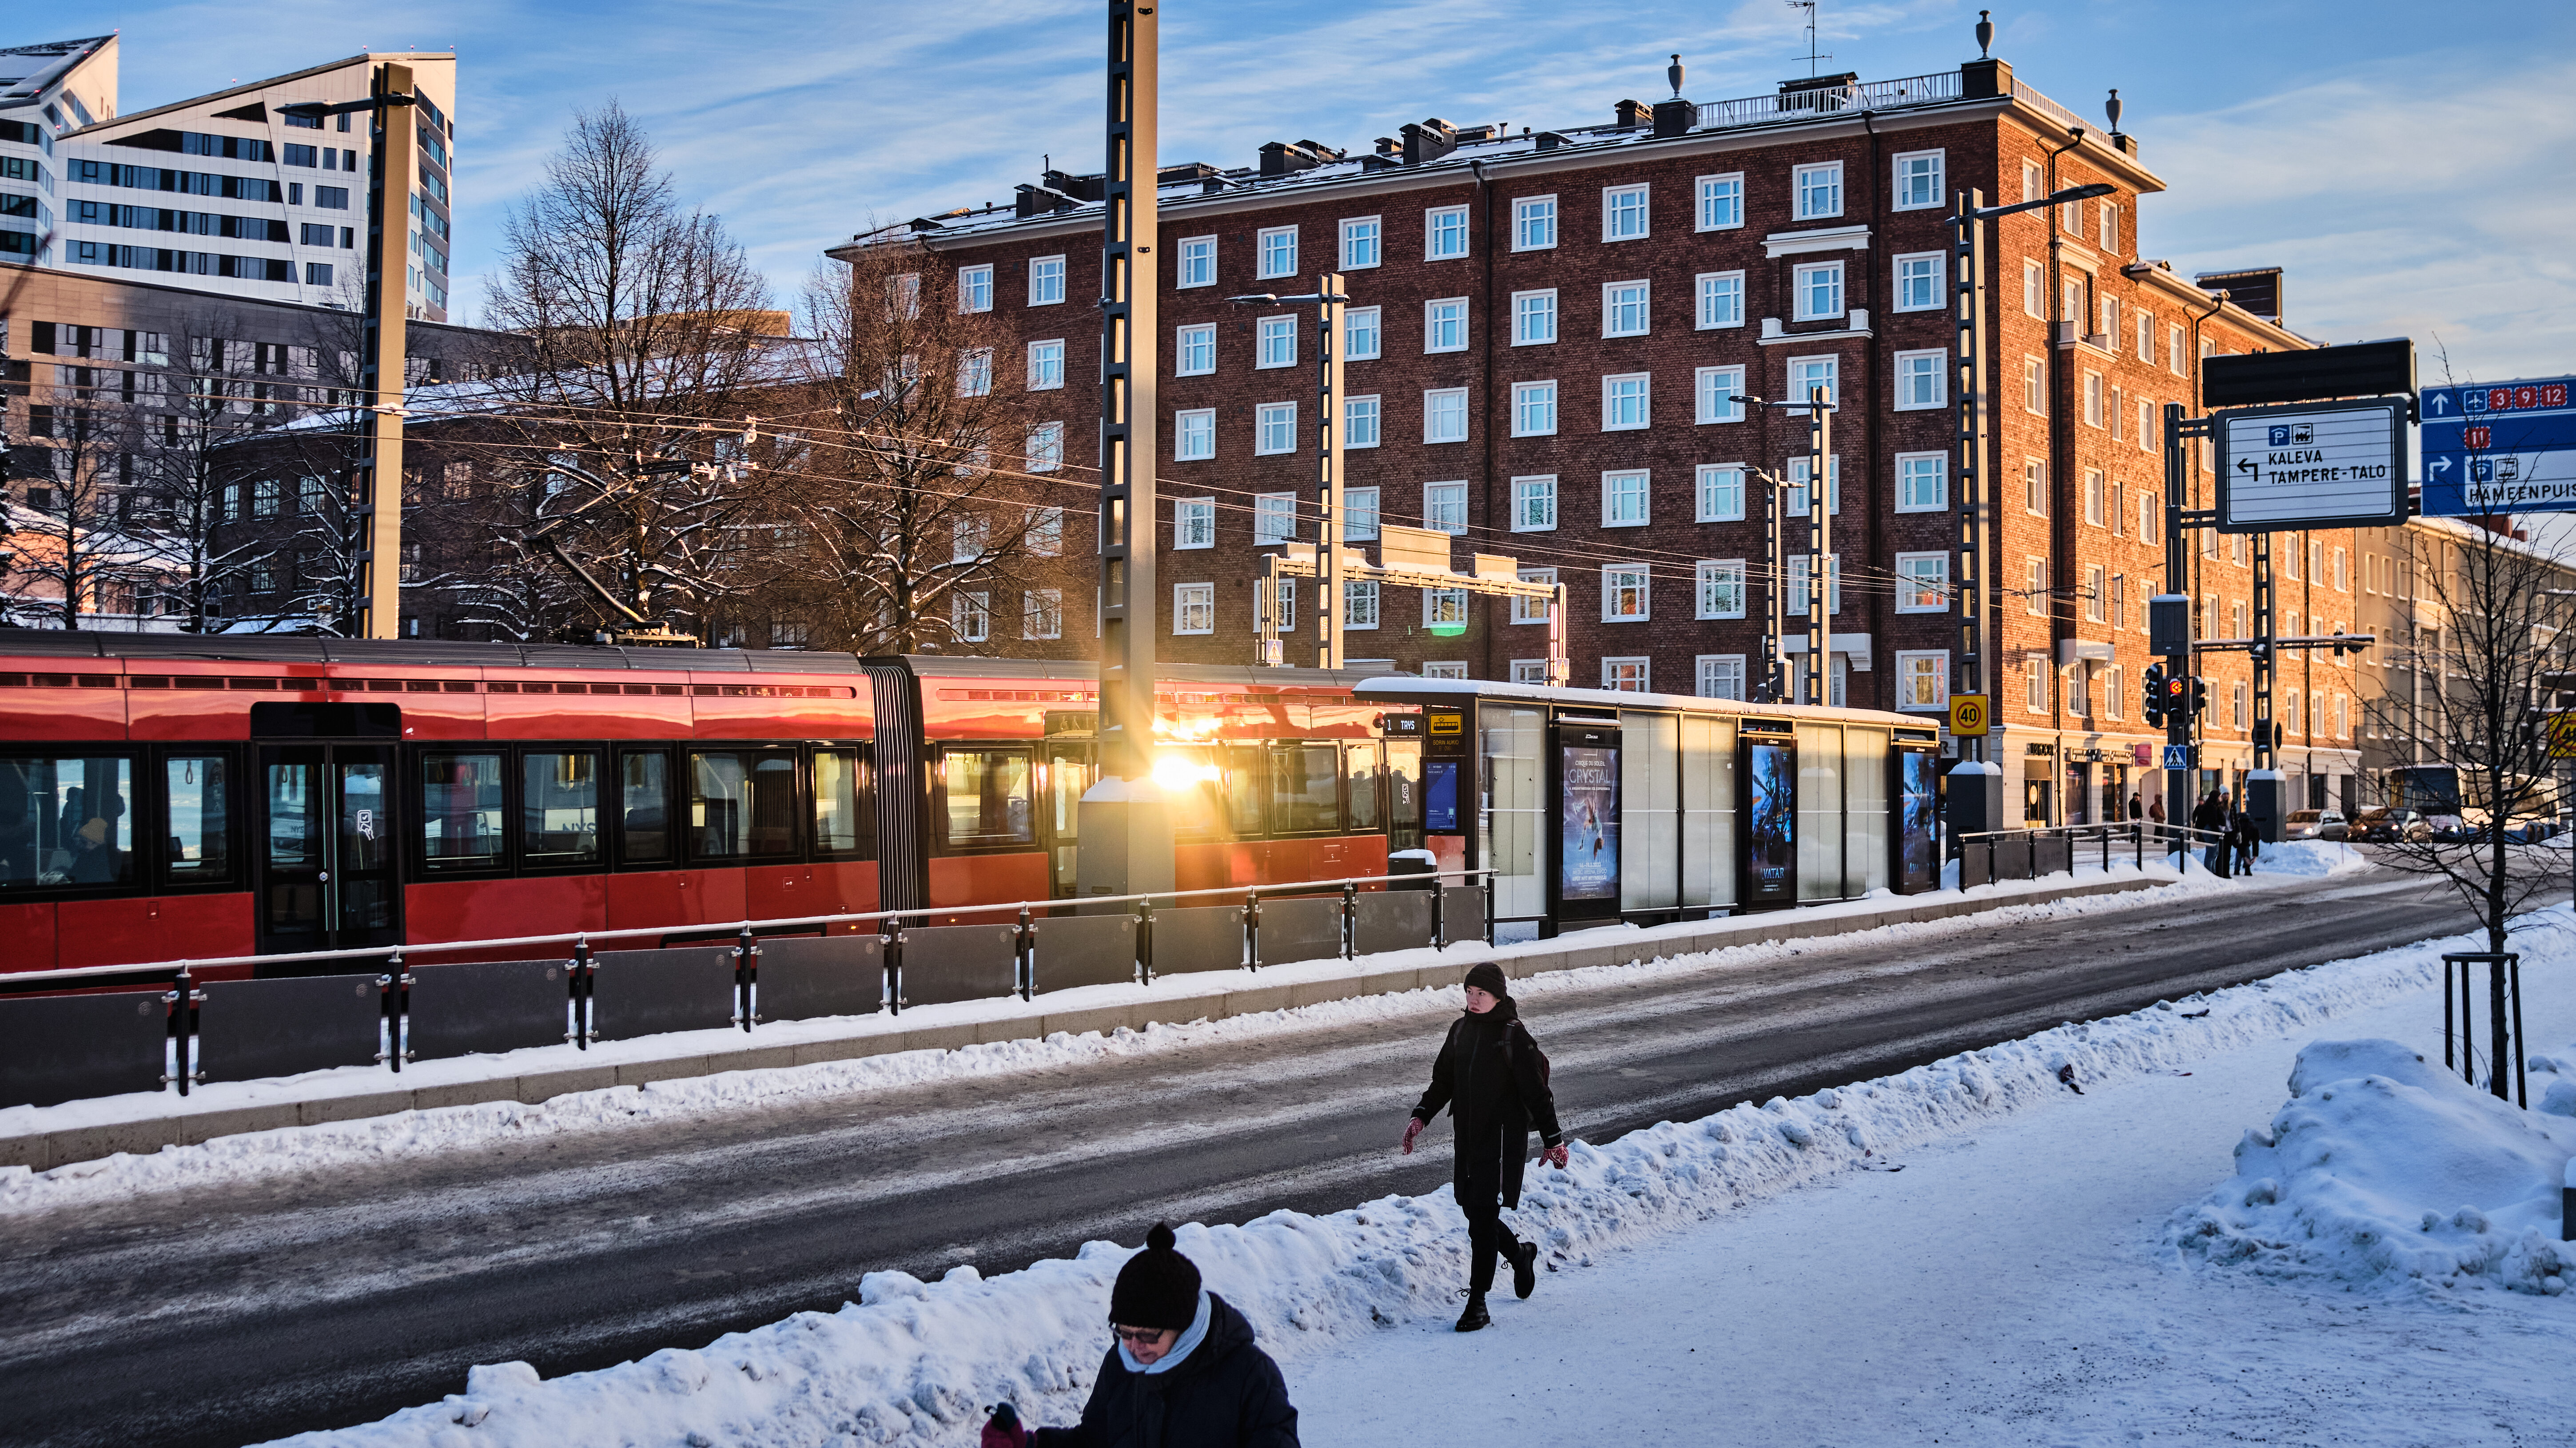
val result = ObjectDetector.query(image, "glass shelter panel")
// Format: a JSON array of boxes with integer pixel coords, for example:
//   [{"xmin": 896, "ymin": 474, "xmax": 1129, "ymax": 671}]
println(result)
[
  {"xmin": 1481, "ymin": 706, "xmax": 1545, "ymax": 920},
  {"xmin": 1843, "ymin": 727, "xmax": 1891, "ymax": 895},
  {"xmin": 1794, "ymin": 724, "xmax": 1844, "ymax": 902},
  {"xmin": 1619, "ymin": 712, "xmax": 1680, "ymax": 911},
  {"xmin": 1680, "ymin": 716, "xmax": 1736, "ymax": 908}
]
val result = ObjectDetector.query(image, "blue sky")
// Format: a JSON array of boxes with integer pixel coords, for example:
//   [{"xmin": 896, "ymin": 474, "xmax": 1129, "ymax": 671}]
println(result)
[{"xmin": 38, "ymin": 0, "xmax": 2576, "ymax": 383}]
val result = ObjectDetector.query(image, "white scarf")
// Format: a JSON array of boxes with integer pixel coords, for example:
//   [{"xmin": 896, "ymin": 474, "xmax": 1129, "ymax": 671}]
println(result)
[{"xmin": 1118, "ymin": 1289, "xmax": 1213, "ymax": 1376}]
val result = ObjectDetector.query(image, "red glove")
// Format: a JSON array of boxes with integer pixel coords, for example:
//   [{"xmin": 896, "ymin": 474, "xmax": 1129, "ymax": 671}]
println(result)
[
  {"xmin": 1400, "ymin": 1117, "xmax": 1426, "ymax": 1155},
  {"xmin": 983, "ymin": 1406, "xmax": 1030, "ymax": 1448},
  {"xmin": 1542, "ymin": 1143, "xmax": 1570, "ymax": 1170}
]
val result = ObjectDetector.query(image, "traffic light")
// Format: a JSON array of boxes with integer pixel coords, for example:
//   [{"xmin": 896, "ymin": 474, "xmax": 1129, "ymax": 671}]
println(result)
[
  {"xmin": 2142, "ymin": 664, "xmax": 2167, "ymax": 725},
  {"xmin": 2189, "ymin": 676, "xmax": 2210, "ymax": 719}
]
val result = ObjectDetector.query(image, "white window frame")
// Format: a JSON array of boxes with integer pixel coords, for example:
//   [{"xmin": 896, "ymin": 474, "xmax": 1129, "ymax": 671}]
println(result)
[
  {"xmin": 1256, "ymin": 224, "xmax": 1298, "ymax": 279},
  {"xmin": 1695, "ymin": 559, "xmax": 1747, "ymax": 619},
  {"xmin": 1253, "ymin": 492, "xmax": 1297, "ymax": 545},
  {"xmin": 1696, "ymin": 366, "xmax": 1747, "ymax": 425},
  {"xmin": 1344, "ymin": 485, "xmax": 1381, "ymax": 543},
  {"xmin": 2135, "ymin": 310, "xmax": 2154, "ymax": 362},
  {"xmin": 1793, "ymin": 161, "xmax": 1843, "ymax": 220},
  {"xmin": 1891, "ymin": 149, "xmax": 1944, "ymax": 211},
  {"xmin": 1175, "ymin": 235, "xmax": 1216, "ymax": 289},
  {"xmin": 1895, "ymin": 552, "xmax": 1950, "ymax": 613},
  {"xmin": 1602, "ymin": 657, "xmax": 1652, "ymax": 692},
  {"xmin": 1255, "ymin": 314, "xmax": 1297, "ymax": 370},
  {"xmin": 2085, "ymin": 564, "xmax": 2106, "ymax": 621},
  {"xmin": 1424, "ymin": 204, "xmax": 1470, "ymax": 260},
  {"xmin": 1793, "ymin": 261, "xmax": 1845, "ymax": 322},
  {"xmin": 1424, "ymin": 297, "xmax": 1469, "ymax": 354},
  {"xmin": 1027, "ymin": 255, "xmax": 1067, "ymax": 306},
  {"xmin": 1786, "ymin": 455, "xmax": 1841, "ymax": 516},
  {"xmin": 1340, "ymin": 215, "xmax": 1382, "ymax": 271},
  {"xmin": 1512, "ymin": 289, "xmax": 1558, "ymax": 346},
  {"xmin": 1786, "ymin": 355, "xmax": 1839, "ymax": 410},
  {"xmin": 1602, "ymin": 469, "xmax": 1650, "ymax": 528},
  {"xmin": 1696, "ymin": 654, "xmax": 1748, "ymax": 700},
  {"xmin": 1512, "ymin": 566, "xmax": 1557, "ymax": 624},
  {"xmin": 1174, "ymin": 408, "xmax": 1216, "ymax": 461},
  {"xmin": 957, "ymin": 347, "xmax": 993, "ymax": 398},
  {"xmin": 1601, "ymin": 183, "xmax": 1650, "ymax": 242},
  {"xmin": 1510, "ymin": 660, "xmax": 1552, "ymax": 684},
  {"xmin": 2025, "ymin": 458, "xmax": 2048, "ymax": 515},
  {"xmin": 1895, "ymin": 651, "xmax": 1950, "ymax": 712},
  {"xmin": 1696, "ymin": 271, "xmax": 1746, "ymax": 330},
  {"xmin": 1174, "ymin": 497, "xmax": 1216, "ymax": 550},
  {"xmin": 1511, "ymin": 380, "xmax": 1558, "ymax": 438},
  {"xmin": 957, "ymin": 263, "xmax": 994, "ymax": 313},
  {"xmin": 1512, "ymin": 195, "xmax": 1558, "ymax": 251},
  {"xmin": 1510, "ymin": 475, "xmax": 1558, "ymax": 533},
  {"xmin": 2083, "ymin": 371, "xmax": 2105, "ymax": 427},
  {"xmin": 1893, "ymin": 252, "xmax": 1943, "ymax": 312},
  {"xmin": 1027, "ymin": 422, "xmax": 1064, "ymax": 472},
  {"xmin": 2023, "ymin": 260, "xmax": 2046, "ymax": 318},
  {"xmin": 1344, "ymin": 394, "xmax": 1382, "ymax": 450},
  {"xmin": 1175, "ymin": 323, "xmax": 1215, "ymax": 377},
  {"xmin": 1423, "ymin": 388, "xmax": 1469, "ymax": 444},
  {"xmin": 1023, "ymin": 589, "xmax": 1063, "ymax": 640},
  {"xmin": 1424, "ymin": 588, "xmax": 1468, "ymax": 629},
  {"xmin": 1424, "ymin": 481, "xmax": 1468, "ymax": 535},
  {"xmin": 2023, "ymin": 356, "xmax": 2047, "ymax": 414},
  {"xmin": 2098, "ymin": 199, "xmax": 2118, "ymax": 252},
  {"xmin": 1421, "ymin": 662, "xmax": 1470, "ymax": 680},
  {"xmin": 1174, "ymin": 583, "xmax": 1215, "ymax": 636},
  {"xmin": 1696, "ymin": 463, "xmax": 1746, "ymax": 522},
  {"xmin": 1895, "ymin": 451, "xmax": 1948, "ymax": 513},
  {"xmin": 1025, "ymin": 338, "xmax": 1066, "ymax": 391},
  {"xmin": 1344, "ymin": 305, "xmax": 1382, "ymax": 361},
  {"xmin": 1893, "ymin": 348, "xmax": 1946, "ymax": 410},
  {"xmin": 2026, "ymin": 558, "xmax": 2048, "ymax": 615},
  {"xmin": 1344, "ymin": 579, "xmax": 1381, "ymax": 631},
  {"xmin": 1601, "ymin": 279, "xmax": 1652, "ymax": 337},
  {"xmin": 1255, "ymin": 401, "xmax": 1297, "ymax": 455},
  {"xmin": 2168, "ymin": 322, "xmax": 2188, "ymax": 376},
  {"xmin": 1602, "ymin": 372, "xmax": 1652, "ymax": 431},
  {"xmin": 1696, "ymin": 172, "xmax": 1744, "ymax": 231},
  {"xmin": 1601, "ymin": 565, "xmax": 1652, "ymax": 622},
  {"xmin": 955, "ymin": 591, "xmax": 991, "ymax": 643}
]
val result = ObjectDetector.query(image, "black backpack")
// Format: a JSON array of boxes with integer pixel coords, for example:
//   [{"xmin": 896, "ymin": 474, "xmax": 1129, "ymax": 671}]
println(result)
[{"xmin": 1504, "ymin": 1022, "xmax": 1551, "ymax": 1091}]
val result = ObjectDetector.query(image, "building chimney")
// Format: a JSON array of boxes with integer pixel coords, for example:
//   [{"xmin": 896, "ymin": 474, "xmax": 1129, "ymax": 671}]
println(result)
[
  {"xmin": 1401, "ymin": 118, "xmax": 1458, "ymax": 165},
  {"xmin": 1612, "ymin": 98, "xmax": 1652, "ymax": 129}
]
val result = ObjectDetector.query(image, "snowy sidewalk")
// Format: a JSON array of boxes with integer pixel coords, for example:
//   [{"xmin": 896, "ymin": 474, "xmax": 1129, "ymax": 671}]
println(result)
[{"xmin": 1294, "ymin": 922, "xmax": 2576, "ymax": 1447}]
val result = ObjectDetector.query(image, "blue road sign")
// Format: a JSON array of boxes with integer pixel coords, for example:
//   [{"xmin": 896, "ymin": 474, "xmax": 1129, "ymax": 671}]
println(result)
[
  {"xmin": 2162, "ymin": 744, "xmax": 2193, "ymax": 770},
  {"xmin": 2422, "ymin": 377, "xmax": 2576, "ymax": 515}
]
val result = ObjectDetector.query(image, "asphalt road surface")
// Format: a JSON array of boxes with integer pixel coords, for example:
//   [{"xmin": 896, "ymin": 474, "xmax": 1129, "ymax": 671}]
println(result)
[{"xmin": 0, "ymin": 867, "xmax": 2477, "ymax": 1448}]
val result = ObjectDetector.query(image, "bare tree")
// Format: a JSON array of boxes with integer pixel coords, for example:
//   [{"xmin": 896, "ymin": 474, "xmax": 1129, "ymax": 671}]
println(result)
[
  {"xmin": 764, "ymin": 244, "xmax": 1052, "ymax": 654},
  {"xmin": 4, "ymin": 379, "xmax": 150, "ymax": 630},
  {"xmin": 2365, "ymin": 519, "xmax": 2576, "ymax": 952},
  {"xmin": 128, "ymin": 315, "xmax": 281, "ymax": 632},
  {"xmin": 476, "ymin": 100, "xmax": 774, "ymax": 640}
]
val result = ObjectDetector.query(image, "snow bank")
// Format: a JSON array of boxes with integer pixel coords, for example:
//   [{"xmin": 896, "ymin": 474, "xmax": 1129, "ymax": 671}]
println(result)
[
  {"xmin": 2164, "ymin": 1037, "xmax": 2576, "ymax": 1294},
  {"xmin": 269, "ymin": 906, "xmax": 2548, "ymax": 1448},
  {"xmin": 2249, "ymin": 840, "xmax": 2371, "ymax": 878}
]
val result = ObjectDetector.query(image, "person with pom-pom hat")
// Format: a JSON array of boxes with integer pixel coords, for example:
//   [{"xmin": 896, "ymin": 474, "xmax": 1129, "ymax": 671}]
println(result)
[
  {"xmin": 981, "ymin": 1221, "xmax": 1300, "ymax": 1448},
  {"xmin": 1401, "ymin": 960, "xmax": 1569, "ymax": 1332}
]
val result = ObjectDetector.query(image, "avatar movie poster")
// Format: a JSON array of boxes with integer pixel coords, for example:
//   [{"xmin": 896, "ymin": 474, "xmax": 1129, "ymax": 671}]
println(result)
[
  {"xmin": 1744, "ymin": 741, "xmax": 1797, "ymax": 905},
  {"xmin": 1899, "ymin": 752, "xmax": 1939, "ymax": 892},
  {"xmin": 1557, "ymin": 745, "xmax": 1620, "ymax": 901}
]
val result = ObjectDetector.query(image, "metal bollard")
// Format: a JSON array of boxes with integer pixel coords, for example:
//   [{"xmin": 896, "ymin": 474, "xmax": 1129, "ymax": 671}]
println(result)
[
  {"xmin": 1242, "ymin": 891, "xmax": 1262, "ymax": 973},
  {"xmin": 1137, "ymin": 898, "xmax": 1156, "ymax": 986},
  {"xmin": 1341, "ymin": 880, "xmax": 1359, "ymax": 960},
  {"xmin": 1016, "ymin": 906, "xmax": 1035, "ymax": 1002},
  {"xmin": 735, "ymin": 925, "xmax": 759, "ymax": 1031},
  {"xmin": 570, "ymin": 936, "xmax": 594, "ymax": 1048},
  {"xmin": 165, "ymin": 963, "xmax": 196, "ymax": 1097}
]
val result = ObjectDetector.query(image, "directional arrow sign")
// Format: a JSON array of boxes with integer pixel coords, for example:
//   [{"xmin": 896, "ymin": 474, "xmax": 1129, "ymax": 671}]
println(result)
[
  {"xmin": 2213, "ymin": 398, "xmax": 2407, "ymax": 533},
  {"xmin": 2422, "ymin": 376, "xmax": 2576, "ymax": 516}
]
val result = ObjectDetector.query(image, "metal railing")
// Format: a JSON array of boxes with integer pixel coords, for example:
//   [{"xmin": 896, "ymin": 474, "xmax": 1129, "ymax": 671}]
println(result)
[
  {"xmin": 0, "ymin": 868, "xmax": 1495, "ymax": 1104},
  {"xmin": 1693, "ymin": 71, "xmax": 1962, "ymax": 131},
  {"xmin": 1953, "ymin": 820, "xmax": 2244, "ymax": 888},
  {"xmin": 2011, "ymin": 78, "xmax": 2088, "ymax": 134}
]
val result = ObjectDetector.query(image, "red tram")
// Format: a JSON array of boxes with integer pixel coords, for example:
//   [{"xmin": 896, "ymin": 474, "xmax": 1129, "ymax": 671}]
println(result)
[{"xmin": 0, "ymin": 636, "xmax": 1417, "ymax": 975}]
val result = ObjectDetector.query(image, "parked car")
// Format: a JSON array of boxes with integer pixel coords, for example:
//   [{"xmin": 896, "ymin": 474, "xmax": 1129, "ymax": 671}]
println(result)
[
  {"xmin": 2353, "ymin": 808, "xmax": 2433, "ymax": 843},
  {"xmin": 2284, "ymin": 808, "xmax": 2349, "ymax": 841},
  {"xmin": 2427, "ymin": 814, "xmax": 2473, "ymax": 842}
]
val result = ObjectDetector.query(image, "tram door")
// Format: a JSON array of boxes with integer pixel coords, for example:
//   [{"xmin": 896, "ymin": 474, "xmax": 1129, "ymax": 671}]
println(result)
[
  {"xmin": 1041, "ymin": 740, "xmax": 1096, "ymax": 899},
  {"xmin": 252, "ymin": 740, "xmax": 404, "ymax": 964}
]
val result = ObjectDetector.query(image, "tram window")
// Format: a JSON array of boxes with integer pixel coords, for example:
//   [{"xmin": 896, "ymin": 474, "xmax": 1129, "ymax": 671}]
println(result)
[
  {"xmin": 0, "ymin": 754, "xmax": 135, "ymax": 889},
  {"xmin": 941, "ymin": 748, "xmax": 1035, "ymax": 847},
  {"xmin": 1344, "ymin": 743, "xmax": 1384, "ymax": 831},
  {"xmin": 522, "ymin": 750, "xmax": 601, "ymax": 868},
  {"xmin": 814, "ymin": 749, "xmax": 869, "ymax": 855},
  {"xmin": 620, "ymin": 751, "xmax": 672, "ymax": 863},
  {"xmin": 1271, "ymin": 744, "xmax": 1341, "ymax": 833},
  {"xmin": 164, "ymin": 753, "xmax": 234, "ymax": 886},
  {"xmin": 1223, "ymin": 744, "xmax": 1266, "ymax": 835},
  {"xmin": 1156, "ymin": 746, "xmax": 1228, "ymax": 838},
  {"xmin": 421, "ymin": 752, "xmax": 505, "ymax": 871},
  {"xmin": 691, "ymin": 751, "xmax": 800, "ymax": 859}
]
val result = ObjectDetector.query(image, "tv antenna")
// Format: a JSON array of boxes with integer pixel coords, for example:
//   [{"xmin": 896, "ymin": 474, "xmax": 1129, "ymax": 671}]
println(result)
[{"xmin": 1787, "ymin": 0, "xmax": 1832, "ymax": 76}]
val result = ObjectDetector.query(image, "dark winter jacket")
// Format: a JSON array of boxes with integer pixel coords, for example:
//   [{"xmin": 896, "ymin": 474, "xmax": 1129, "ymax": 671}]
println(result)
[
  {"xmin": 1035, "ymin": 1293, "xmax": 1298, "ymax": 1448},
  {"xmin": 1409, "ymin": 997, "xmax": 1565, "ymax": 1208}
]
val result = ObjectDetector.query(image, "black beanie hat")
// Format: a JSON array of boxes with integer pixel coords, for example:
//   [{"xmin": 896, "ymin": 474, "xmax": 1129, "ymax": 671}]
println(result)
[
  {"xmin": 1464, "ymin": 961, "xmax": 1509, "ymax": 1000},
  {"xmin": 1109, "ymin": 1222, "xmax": 1202, "ymax": 1330}
]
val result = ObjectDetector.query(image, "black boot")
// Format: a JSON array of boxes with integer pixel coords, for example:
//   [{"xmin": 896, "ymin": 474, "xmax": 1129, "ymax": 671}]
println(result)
[
  {"xmin": 1455, "ymin": 1291, "xmax": 1490, "ymax": 1332},
  {"xmin": 1510, "ymin": 1238, "xmax": 1538, "ymax": 1300}
]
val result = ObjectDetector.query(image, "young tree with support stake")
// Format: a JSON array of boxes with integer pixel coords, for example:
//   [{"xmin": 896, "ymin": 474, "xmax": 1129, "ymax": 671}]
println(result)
[{"xmin": 2365, "ymin": 519, "xmax": 2576, "ymax": 955}]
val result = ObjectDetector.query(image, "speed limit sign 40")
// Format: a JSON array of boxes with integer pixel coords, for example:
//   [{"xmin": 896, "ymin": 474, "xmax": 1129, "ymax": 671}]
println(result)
[{"xmin": 1949, "ymin": 694, "xmax": 1990, "ymax": 737}]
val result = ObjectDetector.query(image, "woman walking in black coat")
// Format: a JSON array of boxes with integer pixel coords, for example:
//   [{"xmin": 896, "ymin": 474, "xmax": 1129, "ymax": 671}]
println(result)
[
  {"xmin": 982, "ymin": 1223, "xmax": 1299, "ymax": 1448},
  {"xmin": 1401, "ymin": 960, "xmax": 1569, "ymax": 1332}
]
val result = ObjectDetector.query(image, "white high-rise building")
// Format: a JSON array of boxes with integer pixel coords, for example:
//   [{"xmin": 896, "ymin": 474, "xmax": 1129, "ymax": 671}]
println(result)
[{"xmin": 0, "ymin": 36, "xmax": 457, "ymax": 322}]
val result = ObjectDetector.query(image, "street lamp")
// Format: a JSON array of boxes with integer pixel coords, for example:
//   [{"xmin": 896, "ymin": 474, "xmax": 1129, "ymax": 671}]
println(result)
[
  {"xmin": 1230, "ymin": 279, "xmax": 1350, "ymax": 668},
  {"xmin": 1731, "ymin": 390, "xmax": 1839, "ymax": 706}
]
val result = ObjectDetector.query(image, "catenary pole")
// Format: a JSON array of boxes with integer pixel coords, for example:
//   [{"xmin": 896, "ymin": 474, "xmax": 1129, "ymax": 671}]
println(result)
[{"xmin": 354, "ymin": 61, "xmax": 415, "ymax": 640}]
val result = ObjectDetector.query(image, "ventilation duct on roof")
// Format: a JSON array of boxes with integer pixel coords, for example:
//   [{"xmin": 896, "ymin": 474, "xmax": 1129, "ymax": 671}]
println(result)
[
  {"xmin": 1014, "ymin": 183, "xmax": 1081, "ymax": 219},
  {"xmin": 1259, "ymin": 140, "xmax": 1342, "ymax": 176},
  {"xmin": 1401, "ymin": 118, "xmax": 1457, "ymax": 165},
  {"xmin": 1612, "ymin": 98, "xmax": 1652, "ymax": 128},
  {"xmin": 1042, "ymin": 168, "xmax": 1107, "ymax": 202}
]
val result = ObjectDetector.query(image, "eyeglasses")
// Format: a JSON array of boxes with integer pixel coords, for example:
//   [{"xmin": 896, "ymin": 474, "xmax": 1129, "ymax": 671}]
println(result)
[{"xmin": 1113, "ymin": 1326, "xmax": 1171, "ymax": 1345}]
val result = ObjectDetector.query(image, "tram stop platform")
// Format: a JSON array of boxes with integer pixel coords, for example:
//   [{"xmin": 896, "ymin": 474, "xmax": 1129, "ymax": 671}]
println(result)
[{"xmin": 0, "ymin": 865, "xmax": 2177, "ymax": 1174}]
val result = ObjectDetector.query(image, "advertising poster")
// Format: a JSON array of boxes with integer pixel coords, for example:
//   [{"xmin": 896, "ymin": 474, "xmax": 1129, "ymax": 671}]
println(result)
[
  {"xmin": 1424, "ymin": 760, "xmax": 1459, "ymax": 833},
  {"xmin": 1744, "ymin": 741, "xmax": 1797, "ymax": 905},
  {"xmin": 1898, "ymin": 752, "xmax": 1939, "ymax": 892},
  {"xmin": 1557, "ymin": 745, "xmax": 1620, "ymax": 901}
]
